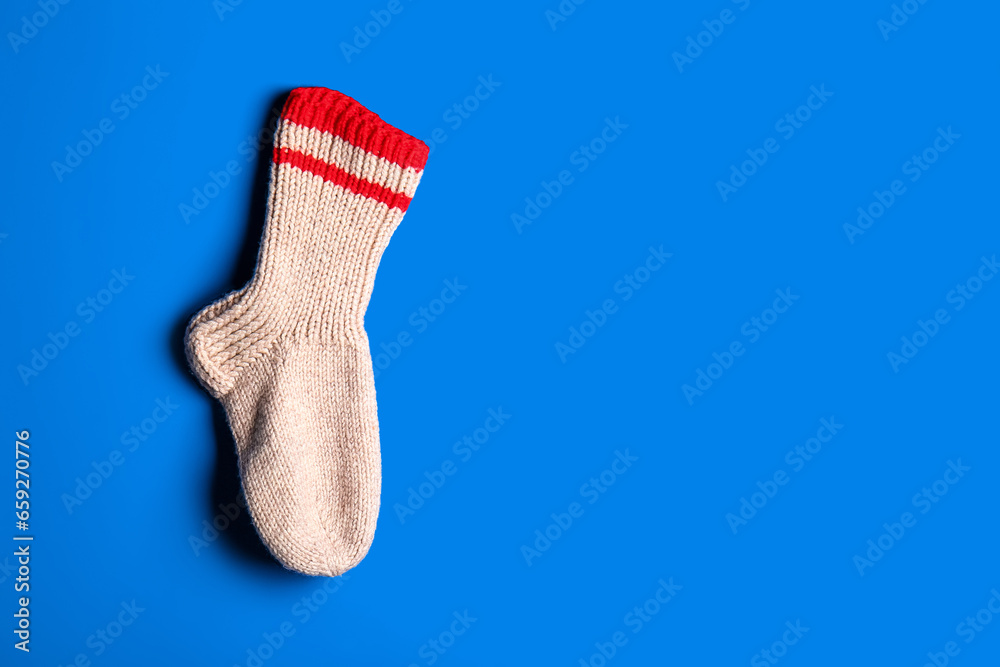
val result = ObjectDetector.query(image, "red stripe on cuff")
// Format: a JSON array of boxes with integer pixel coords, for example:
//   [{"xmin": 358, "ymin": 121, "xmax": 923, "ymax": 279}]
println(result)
[
  {"xmin": 280, "ymin": 88, "xmax": 429, "ymax": 171},
  {"xmin": 275, "ymin": 148, "xmax": 415, "ymax": 212}
]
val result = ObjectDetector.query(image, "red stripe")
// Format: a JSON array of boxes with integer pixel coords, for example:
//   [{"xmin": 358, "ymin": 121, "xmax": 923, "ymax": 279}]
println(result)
[
  {"xmin": 275, "ymin": 148, "xmax": 414, "ymax": 212},
  {"xmin": 280, "ymin": 88, "xmax": 429, "ymax": 171}
]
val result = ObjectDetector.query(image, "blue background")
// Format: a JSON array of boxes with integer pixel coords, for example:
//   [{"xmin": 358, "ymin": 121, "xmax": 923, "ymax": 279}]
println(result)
[{"xmin": 3, "ymin": 0, "xmax": 999, "ymax": 665}]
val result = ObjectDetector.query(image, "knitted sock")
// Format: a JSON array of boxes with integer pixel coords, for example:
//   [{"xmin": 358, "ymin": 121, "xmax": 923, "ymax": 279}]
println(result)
[{"xmin": 185, "ymin": 87, "xmax": 428, "ymax": 576}]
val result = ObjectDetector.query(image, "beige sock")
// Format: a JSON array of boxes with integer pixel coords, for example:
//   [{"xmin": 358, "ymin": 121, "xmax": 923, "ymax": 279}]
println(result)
[{"xmin": 185, "ymin": 87, "xmax": 428, "ymax": 576}]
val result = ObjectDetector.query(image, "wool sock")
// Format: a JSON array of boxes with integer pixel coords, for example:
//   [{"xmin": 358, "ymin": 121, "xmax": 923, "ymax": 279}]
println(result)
[{"xmin": 185, "ymin": 87, "xmax": 428, "ymax": 576}]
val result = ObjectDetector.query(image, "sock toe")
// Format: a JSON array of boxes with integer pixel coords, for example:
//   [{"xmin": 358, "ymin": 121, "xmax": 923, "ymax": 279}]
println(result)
[{"xmin": 224, "ymin": 340, "xmax": 381, "ymax": 576}]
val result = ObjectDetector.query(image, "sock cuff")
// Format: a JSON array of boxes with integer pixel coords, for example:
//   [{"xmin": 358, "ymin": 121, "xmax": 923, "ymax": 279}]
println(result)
[{"xmin": 278, "ymin": 87, "xmax": 429, "ymax": 172}]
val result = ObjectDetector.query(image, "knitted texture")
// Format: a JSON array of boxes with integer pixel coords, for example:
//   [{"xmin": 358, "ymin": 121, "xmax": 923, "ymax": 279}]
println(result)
[{"xmin": 185, "ymin": 87, "xmax": 428, "ymax": 576}]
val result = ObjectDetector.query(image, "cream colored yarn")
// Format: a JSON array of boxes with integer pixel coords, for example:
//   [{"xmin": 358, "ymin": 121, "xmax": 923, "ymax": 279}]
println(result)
[{"xmin": 185, "ymin": 88, "xmax": 426, "ymax": 576}]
